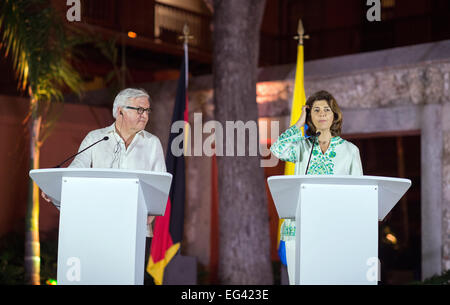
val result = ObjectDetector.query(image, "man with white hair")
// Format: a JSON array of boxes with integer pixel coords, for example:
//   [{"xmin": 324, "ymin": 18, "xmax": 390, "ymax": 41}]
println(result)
[
  {"xmin": 42, "ymin": 88, "xmax": 166, "ymax": 284},
  {"xmin": 68, "ymin": 87, "xmax": 166, "ymax": 172}
]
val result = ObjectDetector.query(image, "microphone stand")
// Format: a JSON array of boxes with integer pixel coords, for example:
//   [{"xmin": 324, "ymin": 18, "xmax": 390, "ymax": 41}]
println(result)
[
  {"xmin": 53, "ymin": 136, "xmax": 109, "ymax": 168},
  {"xmin": 304, "ymin": 131, "xmax": 321, "ymax": 175}
]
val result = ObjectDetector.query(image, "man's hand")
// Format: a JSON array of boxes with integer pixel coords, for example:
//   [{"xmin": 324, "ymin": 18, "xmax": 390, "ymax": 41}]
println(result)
[{"xmin": 41, "ymin": 191, "xmax": 52, "ymax": 203}]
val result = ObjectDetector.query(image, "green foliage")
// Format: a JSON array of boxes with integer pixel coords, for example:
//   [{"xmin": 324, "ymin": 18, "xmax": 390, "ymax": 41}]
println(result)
[
  {"xmin": 409, "ymin": 270, "xmax": 450, "ymax": 285},
  {"xmin": 0, "ymin": 232, "xmax": 58, "ymax": 285},
  {"xmin": 93, "ymin": 36, "xmax": 131, "ymax": 91},
  {"xmin": 0, "ymin": 0, "xmax": 83, "ymax": 105},
  {"xmin": 0, "ymin": 233, "xmax": 25, "ymax": 285},
  {"xmin": 40, "ymin": 237, "xmax": 58, "ymax": 283}
]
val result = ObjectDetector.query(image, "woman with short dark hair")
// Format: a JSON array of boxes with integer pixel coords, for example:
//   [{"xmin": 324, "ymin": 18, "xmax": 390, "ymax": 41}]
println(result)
[{"xmin": 270, "ymin": 90, "xmax": 363, "ymax": 284}]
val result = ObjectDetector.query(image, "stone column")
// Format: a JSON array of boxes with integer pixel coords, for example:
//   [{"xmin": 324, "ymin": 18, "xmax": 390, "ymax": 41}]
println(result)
[
  {"xmin": 441, "ymin": 103, "xmax": 450, "ymax": 272},
  {"xmin": 421, "ymin": 104, "xmax": 443, "ymax": 280}
]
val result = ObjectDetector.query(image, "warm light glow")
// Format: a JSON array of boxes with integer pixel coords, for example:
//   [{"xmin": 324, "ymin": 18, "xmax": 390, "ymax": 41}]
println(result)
[
  {"xmin": 382, "ymin": 0, "xmax": 395, "ymax": 8},
  {"xmin": 256, "ymin": 81, "xmax": 290, "ymax": 104},
  {"xmin": 386, "ymin": 233, "xmax": 397, "ymax": 244},
  {"xmin": 128, "ymin": 31, "xmax": 137, "ymax": 39}
]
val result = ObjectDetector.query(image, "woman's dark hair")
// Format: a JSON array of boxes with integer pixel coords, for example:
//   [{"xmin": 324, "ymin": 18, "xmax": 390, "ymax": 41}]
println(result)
[{"xmin": 305, "ymin": 90, "xmax": 342, "ymax": 137}]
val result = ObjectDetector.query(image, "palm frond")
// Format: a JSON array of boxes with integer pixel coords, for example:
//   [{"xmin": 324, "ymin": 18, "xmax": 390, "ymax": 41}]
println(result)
[{"xmin": 0, "ymin": 0, "xmax": 84, "ymax": 108}]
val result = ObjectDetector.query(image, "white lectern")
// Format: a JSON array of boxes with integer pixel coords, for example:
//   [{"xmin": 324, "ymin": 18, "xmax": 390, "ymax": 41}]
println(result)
[
  {"xmin": 267, "ymin": 175, "xmax": 411, "ymax": 285},
  {"xmin": 29, "ymin": 168, "xmax": 172, "ymax": 285}
]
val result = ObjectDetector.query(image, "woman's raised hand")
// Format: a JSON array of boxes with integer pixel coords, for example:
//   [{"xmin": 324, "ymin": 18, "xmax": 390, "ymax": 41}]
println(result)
[{"xmin": 295, "ymin": 105, "xmax": 309, "ymax": 128}]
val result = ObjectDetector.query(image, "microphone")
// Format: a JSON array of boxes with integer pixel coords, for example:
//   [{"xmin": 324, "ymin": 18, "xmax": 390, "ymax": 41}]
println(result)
[
  {"xmin": 304, "ymin": 131, "xmax": 321, "ymax": 175},
  {"xmin": 53, "ymin": 136, "xmax": 109, "ymax": 168}
]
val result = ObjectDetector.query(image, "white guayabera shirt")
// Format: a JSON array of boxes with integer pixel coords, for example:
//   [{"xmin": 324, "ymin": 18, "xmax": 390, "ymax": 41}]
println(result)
[
  {"xmin": 270, "ymin": 124, "xmax": 363, "ymax": 241},
  {"xmin": 69, "ymin": 123, "xmax": 167, "ymax": 237},
  {"xmin": 69, "ymin": 123, "xmax": 166, "ymax": 171}
]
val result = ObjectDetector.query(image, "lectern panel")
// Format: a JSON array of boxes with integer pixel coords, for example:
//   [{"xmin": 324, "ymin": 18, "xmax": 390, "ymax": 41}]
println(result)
[
  {"xmin": 58, "ymin": 177, "xmax": 143, "ymax": 284},
  {"xmin": 295, "ymin": 184, "xmax": 378, "ymax": 285}
]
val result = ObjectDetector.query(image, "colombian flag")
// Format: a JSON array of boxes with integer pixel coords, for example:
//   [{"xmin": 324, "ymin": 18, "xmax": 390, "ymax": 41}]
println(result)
[
  {"xmin": 147, "ymin": 43, "xmax": 189, "ymax": 285},
  {"xmin": 277, "ymin": 42, "xmax": 306, "ymax": 265}
]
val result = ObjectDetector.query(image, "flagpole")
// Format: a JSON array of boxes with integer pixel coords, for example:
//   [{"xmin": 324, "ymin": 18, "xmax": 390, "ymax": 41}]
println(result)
[
  {"xmin": 178, "ymin": 24, "xmax": 193, "ymax": 157},
  {"xmin": 294, "ymin": 18, "xmax": 310, "ymax": 46},
  {"xmin": 178, "ymin": 24, "xmax": 192, "ymax": 88},
  {"xmin": 147, "ymin": 24, "xmax": 194, "ymax": 285},
  {"xmin": 290, "ymin": 18, "xmax": 309, "ymax": 129},
  {"xmin": 277, "ymin": 18, "xmax": 310, "ymax": 270}
]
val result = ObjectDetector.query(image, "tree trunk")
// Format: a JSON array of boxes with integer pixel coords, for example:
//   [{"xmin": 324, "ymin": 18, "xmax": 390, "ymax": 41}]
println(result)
[
  {"xmin": 213, "ymin": 0, "xmax": 272, "ymax": 284},
  {"xmin": 24, "ymin": 97, "xmax": 42, "ymax": 285}
]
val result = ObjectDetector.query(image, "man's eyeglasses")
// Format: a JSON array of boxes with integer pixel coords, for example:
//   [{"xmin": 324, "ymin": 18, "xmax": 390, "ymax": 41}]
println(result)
[{"xmin": 124, "ymin": 106, "xmax": 152, "ymax": 115}]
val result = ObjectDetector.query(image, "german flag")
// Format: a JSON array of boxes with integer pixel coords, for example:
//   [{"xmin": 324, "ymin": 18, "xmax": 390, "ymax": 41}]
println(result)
[{"xmin": 147, "ymin": 43, "xmax": 189, "ymax": 285}]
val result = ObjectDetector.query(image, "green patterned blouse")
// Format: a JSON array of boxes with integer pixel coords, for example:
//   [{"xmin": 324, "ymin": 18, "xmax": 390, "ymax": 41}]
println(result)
[{"xmin": 270, "ymin": 125, "xmax": 363, "ymax": 240}]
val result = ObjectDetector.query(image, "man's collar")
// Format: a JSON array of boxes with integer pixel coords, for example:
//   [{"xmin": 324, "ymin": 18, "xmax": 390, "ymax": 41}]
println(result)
[
  {"xmin": 106, "ymin": 123, "xmax": 116, "ymax": 134},
  {"xmin": 109, "ymin": 122, "xmax": 146, "ymax": 137}
]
